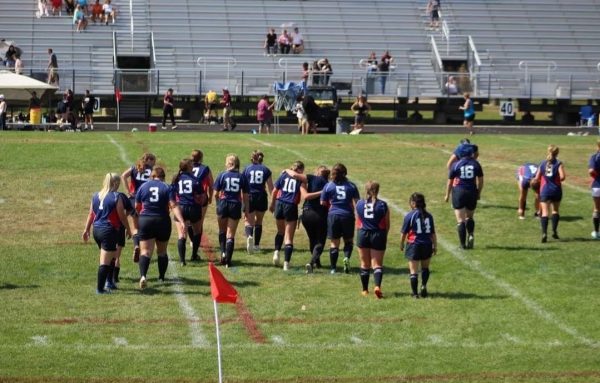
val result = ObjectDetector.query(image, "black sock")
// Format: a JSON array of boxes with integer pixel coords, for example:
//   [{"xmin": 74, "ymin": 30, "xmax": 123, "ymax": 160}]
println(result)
[
  {"xmin": 133, "ymin": 233, "xmax": 140, "ymax": 248},
  {"xmin": 113, "ymin": 266, "xmax": 120, "ymax": 283},
  {"xmin": 177, "ymin": 238, "xmax": 186, "ymax": 263},
  {"xmin": 594, "ymin": 212, "xmax": 600, "ymax": 232},
  {"xmin": 274, "ymin": 233, "xmax": 284, "ymax": 251},
  {"xmin": 225, "ymin": 238, "xmax": 234, "ymax": 265},
  {"xmin": 284, "ymin": 244, "xmax": 293, "ymax": 262},
  {"xmin": 343, "ymin": 242, "xmax": 353, "ymax": 259},
  {"xmin": 410, "ymin": 273, "xmax": 418, "ymax": 296},
  {"xmin": 551, "ymin": 214, "xmax": 560, "ymax": 233},
  {"xmin": 106, "ymin": 259, "xmax": 115, "ymax": 285},
  {"xmin": 157, "ymin": 254, "xmax": 169, "ymax": 280},
  {"xmin": 457, "ymin": 222, "xmax": 467, "ymax": 247},
  {"xmin": 187, "ymin": 225, "xmax": 194, "ymax": 240},
  {"xmin": 191, "ymin": 233, "xmax": 201, "ymax": 258},
  {"xmin": 373, "ymin": 267, "xmax": 383, "ymax": 288},
  {"xmin": 139, "ymin": 255, "xmax": 150, "ymax": 277},
  {"xmin": 219, "ymin": 232, "xmax": 226, "ymax": 254},
  {"xmin": 97, "ymin": 264, "xmax": 110, "ymax": 292},
  {"xmin": 245, "ymin": 225, "xmax": 253, "ymax": 237},
  {"xmin": 254, "ymin": 225, "xmax": 263, "ymax": 246},
  {"xmin": 311, "ymin": 243, "xmax": 323, "ymax": 265},
  {"xmin": 422, "ymin": 268, "xmax": 430, "ymax": 287},
  {"xmin": 466, "ymin": 218, "xmax": 475, "ymax": 234},
  {"xmin": 360, "ymin": 268, "xmax": 370, "ymax": 291},
  {"xmin": 329, "ymin": 248, "xmax": 339, "ymax": 270},
  {"xmin": 541, "ymin": 216, "xmax": 549, "ymax": 235}
]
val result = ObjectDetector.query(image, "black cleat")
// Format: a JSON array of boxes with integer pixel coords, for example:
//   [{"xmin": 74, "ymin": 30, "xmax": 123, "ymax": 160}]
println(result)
[
  {"xmin": 541, "ymin": 234, "xmax": 547, "ymax": 243},
  {"xmin": 420, "ymin": 287, "xmax": 428, "ymax": 298},
  {"xmin": 552, "ymin": 232, "xmax": 559, "ymax": 239}
]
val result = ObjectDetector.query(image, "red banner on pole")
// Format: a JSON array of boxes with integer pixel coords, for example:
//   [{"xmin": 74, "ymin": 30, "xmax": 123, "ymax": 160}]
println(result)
[
  {"xmin": 209, "ymin": 262, "xmax": 238, "ymax": 304},
  {"xmin": 115, "ymin": 87, "xmax": 122, "ymax": 103}
]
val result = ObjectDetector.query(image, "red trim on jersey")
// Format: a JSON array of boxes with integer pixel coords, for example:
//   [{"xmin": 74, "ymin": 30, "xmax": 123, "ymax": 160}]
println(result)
[
  {"xmin": 407, "ymin": 230, "xmax": 417, "ymax": 244},
  {"xmin": 108, "ymin": 209, "xmax": 121, "ymax": 229}
]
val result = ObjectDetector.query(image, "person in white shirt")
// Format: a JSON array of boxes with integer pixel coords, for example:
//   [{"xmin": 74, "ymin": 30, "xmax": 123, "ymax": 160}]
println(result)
[
  {"xmin": 0, "ymin": 95, "xmax": 7, "ymax": 131},
  {"xmin": 292, "ymin": 27, "xmax": 304, "ymax": 54},
  {"xmin": 103, "ymin": 0, "xmax": 116, "ymax": 24}
]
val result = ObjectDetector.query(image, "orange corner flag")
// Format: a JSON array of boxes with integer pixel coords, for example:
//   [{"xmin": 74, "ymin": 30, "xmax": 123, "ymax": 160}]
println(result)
[{"xmin": 209, "ymin": 262, "xmax": 238, "ymax": 304}]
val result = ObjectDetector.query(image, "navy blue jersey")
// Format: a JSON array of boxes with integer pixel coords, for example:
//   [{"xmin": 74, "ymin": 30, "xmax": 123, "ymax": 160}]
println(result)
[
  {"xmin": 92, "ymin": 191, "xmax": 122, "ymax": 230},
  {"xmin": 449, "ymin": 157, "xmax": 483, "ymax": 191},
  {"xmin": 538, "ymin": 159, "xmax": 562, "ymax": 196},
  {"xmin": 243, "ymin": 163, "xmax": 272, "ymax": 194},
  {"xmin": 516, "ymin": 163, "xmax": 538, "ymax": 183},
  {"xmin": 118, "ymin": 191, "xmax": 134, "ymax": 214},
  {"xmin": 401, "ymin": 209, "xmax": 435, "ymax": 245},
  {"xmin": 321, "ymin": 180, "xmax": 360, "ymax": 218},
  {"xmin": 136, "ymin": 179, "xmax": 171, "ymax": 217},
  {"xmin": 589, "ymin": 152, "xmax": 600, "ymax": 188},
  {"xmin": 170, "ymin": 173, "xmax": 204, "ymax": 206},
  {"xmin": 128, "ymin": 164, "xmax": 153, "ymax": 196},
  {"xmin": 214, "ymin": 170, "xmax": 249, "ymax": 202},
  {"xmin": 356, "ymin": 198, "xmax": 388, "ymax": 231},
  {"xmin": 192, "ymin": 162, "xmax": 212, "ymax": 191},
  {"xmin": 273, "ymin": 172, "xmax": 302, "ymax": 205},
  {"xmin": 303, "ymin": 174, "xmax": 328, "ymax": 210}
]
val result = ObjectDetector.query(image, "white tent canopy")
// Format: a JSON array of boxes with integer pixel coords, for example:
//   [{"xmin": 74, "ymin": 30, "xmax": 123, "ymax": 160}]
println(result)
[{"xmin": 0, "ymin": 70, "xmax": 58, "ymax": 101}]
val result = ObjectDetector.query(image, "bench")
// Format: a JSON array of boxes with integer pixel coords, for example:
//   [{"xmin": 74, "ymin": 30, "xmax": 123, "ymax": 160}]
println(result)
[{"xmin": 6, "ymin": 122, "xmax": 63, "ymax": 132}]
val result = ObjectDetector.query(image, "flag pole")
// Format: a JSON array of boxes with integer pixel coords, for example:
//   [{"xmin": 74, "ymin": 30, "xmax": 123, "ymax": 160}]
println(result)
[
  {"xmin": 117, "ymin": 98, "xmax": 120, "ymax": 131},
  {"xmin": 213, "ymin": 299, "xmax": 224, "ymax": 383}
]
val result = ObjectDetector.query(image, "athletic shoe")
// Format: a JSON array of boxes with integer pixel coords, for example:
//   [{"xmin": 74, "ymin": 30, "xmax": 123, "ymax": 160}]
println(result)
[
  {"xmin": 411, "ymin": 294, "xmax": 420, "ymax": 299},
  {"xmin": 592, "ymin": 231, "xmax": 599, "ymax": 239},
  {"xmin": 272, "ymin": 250, "xmax": 280, "ymax": 266},
  {"xmin": 180, "ymin": 261, "xmax": 186, "ymax": 267},
  {"xmin": 253, "ymin": 245, "xmax": 261, "ymax": 252},
  {"xmin": 420, "ymin": 286, "xmax": 428, "ymax": 298},
  {"xmin": 283, "ymin": 261, "xmax": 289, "ymax": 271},
  {"xmin": 161, "ymin": 125, "xmax": 167, "ymax": 130},
  {"xmin": 158, "ymin": 277, "xmax": 165, "ymax": 283},
  {"xmin": 330, "ymin": 269, "xmax": 336, "ymax": 275},
  {"xmin": 246, "ymin": 236, "xmax": 254, "ymax": 254},
  {"xmin": 541, "ymin": 234, "xmax": 547, "ymax": 243},
  {"xmin": 221, "ymin": 127, "xmax": 228, "ymax": 131},
  {"xmin": 133, "ymin": 246, "xmax": 140, "ymax": 263},
  {"xmin": 466, "ymin": 234, "xmax": 474, "ymax": 249},
  {"xmin": 374, "ymin": 286, "xmax": 383, "ymax": 299},
  {"xmin": 361, "ymin": 290, "xmax": 369, "ymax": 297},
  {"xmin": 220, "ymin": 253, "xmax": 227, "ymax": 266},
  {"xmin": 139, "ymin": 276, "xmax": 147, "ymax": 289},
  {"xmin": 552, "ymin": 232, "xmax": 559, "ymax": 240},
  {"xmin": 105, "ymin": 281, "xmax": 118, "ymax": 290},
  {"xmin": 96, "ymin": 289, "xmax": 111, "ymax": 295},
  {"xmin": 315, "ymin": 260, "xmax": 322, "ymax": 269},
  {"xmin": 343, "ymin": 257, "xmax": 350, "ymax": 274},
  {"xmin": 518, "ymin": 215, "xmax": 525, "ymax": 220},
  {"xmin": 171, "ymin": 125, "xmax": 178, "ymax": 130},
  {"xmin": 190, "ymin": 255, "xmax": 201, "ymax": 262},
  {"xmin": 305, "ymin": 263, "xmax": 313, "ymax": 274}
]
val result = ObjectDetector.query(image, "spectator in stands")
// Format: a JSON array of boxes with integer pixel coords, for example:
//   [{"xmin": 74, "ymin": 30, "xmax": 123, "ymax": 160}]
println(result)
[
  {"xmin": 90, "ymin": 0, "xmax": 103, "ymax": 23},
  {"xmin": 366, "ymin": 52, "xmax": 378, "ymax": 73},
  {"xmin": 4, "ymin": 45, "xmax": 17, "ymax": 68},
  {"xmin": 0, "ymin": 95, "xmax": 7, "ymax": 131},
  {"xmin": 445, "ymin": 75, "xmax": 458, "ymax": 95},
  {"xmin": 14, "ymin": 54, "xmax": 23, "ymax": 75},
  {"xmin": 301, "ymin": 62, "xmax": 310, "ymax": 88},
  {"xmin": 103, "ymin": 0, "xmax": 117, "ymax": 25},
  {"xmin": 292, "ymin": 27, "xmax": 304, "ymax": 54},
  {"xmin": 278, "ymin": 29, "xmax": 291, "ymax": 55},
  {"xmin": 427, "ymin": 0, "xmax": 441, "ymax": 30},
  {"xmin": 317, "ymin": 58, "xmax": 333, "ymax": 86},
  {"xmin": 256, "ymin": 95, "xmax": 274, "ymax": 134},
  {"xmin": 378, "ymin": 51, "xmax": 392, "ymax": 94},
  {"xmin": 77, "ymin": 0, "xmax": 88, "ymax": 15},
  {"xmin": 162, "ymin": 88, "xmax": 177, "ymax": 130},
  {"xmin": 37, "ymin": 0, "xmax": 50, "ymax": 18},
  {"xmin": 205, "ymin": 90, "xmax": 219, "ymax": 123},
  {"xmin": 221, "ymin": 87, "xmax": 234, "ymax": 131},
  {"xmin": 264, "ymin": 28, "xmax": 277, "ymax": 56},
  {"xmin": 73, "ymin": 4, "xmax": 88, "ymax": 32},
  {"xmin": 51, "ymin": 0, "xmax": 62, "ymax": 16},
  {"xmin": 64, "ymin": 0, "xmax": 75, "ymax": 15},
  {"xmin": 82, "ymin": 89, "xmax": 95, "ymax": 130}
]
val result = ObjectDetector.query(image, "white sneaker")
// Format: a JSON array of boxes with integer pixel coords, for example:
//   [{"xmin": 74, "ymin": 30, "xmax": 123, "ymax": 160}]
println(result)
[
  {"xmin": 592, "ymin": 231, "xmax": 599, "ymax": 239},
  {"xmin": 273, "ymin": 250, "xmax": 280, "ymax": 266},
  {"xmin": 139, "ymin": 276, "xmax": 147, "ymax": 289},
  {"xmin": 283, "ymin": 261, "xmax": 289, "ymax": 271},
  {"xmin": 254, "ymin": 245, "xmax": 261, "ymax": 252},
  {"xmin": 161, "ymin": 125, "xmax": 167, "ymax": 130},
  {"xmin": 246, "ymin": 236, "xmax": 254, "ymax": 254}
]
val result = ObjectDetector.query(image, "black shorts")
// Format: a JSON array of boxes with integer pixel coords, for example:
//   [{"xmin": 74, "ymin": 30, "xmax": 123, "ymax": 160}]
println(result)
[
  {"xmin": 179, "ymin": 204, "xmax": 202, "ymax": 224},
  {"xmin": 356, "ymin": 229, "xmax": 387, "ymax": 251},
  {"xmin": 117, "ymin": 226, "xmax": 126, "ymax": 247},
  {"xmin": 452, "ymin": 188, "xmax": 478, "ymax": 210},
  {"xmin": 464, "ymin": 114, "xmax": 475, "ymax": 122},
  {"xmin": 249, "ymin": 192, "xmax": 268, "ymax": 213},
  {"xmin": 404, "ymin": 243, "xmax": 433, "ymax": 261},
  {"xmin": 138, "ymin": 215, "xmax": 172, "ymax": 242},
  {"xmin": 431, "ymin": 10, "xmax": 439, "ymax": 20},
  {"xmin": 540, "ymin": 191, "xmax": 562, "ymax": 203},
  {"xmin": 217, "ymin": 200, "xmax": 242, "ymax": 220},
  {"xmin": 327, "ymin": 214, "xmax": 355, "ymax": 240},
  {"xmin": 274, "ymin": 201, "xmax": 298, "ymax": 222},
  {"xmin": 93, "ymin": 225, "xmax": 119, "ymax": 251},
  {"xmin": 128, "ymin": 197, "xmax": 138, "ymax": 217}
]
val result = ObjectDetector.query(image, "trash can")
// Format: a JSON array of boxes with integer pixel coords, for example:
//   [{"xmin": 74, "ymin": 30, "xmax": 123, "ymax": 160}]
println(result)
[
  {"xmin": 148, "ymin": 123, "xmax": 157, "ymax": 132},
  {"xmin": 30, "ymin": 108, "xmax": 41, "ymax": 124},
  {"xmin": 336, "ymin": 117, "xmax": 350, "ymax": 134}
]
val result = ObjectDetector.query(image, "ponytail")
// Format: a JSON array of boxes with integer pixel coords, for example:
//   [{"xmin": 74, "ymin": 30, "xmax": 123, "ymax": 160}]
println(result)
[
  {"xmin": 365, "ymin": 181, "xmax": 380, "ymax": 205},
  {"xmin": 410, "ymin": 192, "xmax": 428, "ymax": 222}
]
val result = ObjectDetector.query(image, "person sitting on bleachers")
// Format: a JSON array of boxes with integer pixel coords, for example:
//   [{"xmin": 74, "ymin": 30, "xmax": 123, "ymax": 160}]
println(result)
[
  {"xmin": 278, "ymin": 30, "xmax": 291, "ymax": 55},
  {"xmin": 445, "ymin": 76, "xmax": 458, "ymax": 95},
  {"xmin": 64, "ymin": 0, "xmax": 75, "ymax": 15},
  {"xmin": 14, "ymin": 54, "xmax": 23, "ymax": 75},
  {"xmin": 90, "ymin": 0, "xmax": 103, "ymax": 23},
  {"xmin": 4, "ymin": 45, "xmax": 17, "ymax": 68},
  {"xmin": 37, "ymin": 0, "xmax": 50, "ymax": 18},
  {"xmin": 102, "ymin": 0, "xmax": 117, "ymax": 25},
  {"xmin": 76, "ymin": 0, "xmax": 88, "ymax": 15},
  {"xmin": 50, "ymin": 0, "xmax": 62, "ymax": 15},
  {"xmin": 292, "ymin": 27, "xmax": 304, "ymax": 54},
  {"xmin": 73, "ymin": 4, "xmax": 88, "ymax": 32},
  {"xmin": 264, "ymin": 28, "xmax": 277, "ymax": 56}
]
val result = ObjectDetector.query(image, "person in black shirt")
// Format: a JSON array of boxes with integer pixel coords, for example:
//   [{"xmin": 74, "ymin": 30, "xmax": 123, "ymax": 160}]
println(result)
[
  {"xmin": 82, "ymin": 89, "xmax": 95, "ymax": 130},
  {"xmin": 264, "ymin": 28, "xmax": 277, "ymax": 56},
  {"xmin": 161, "ymin": 88, "xmax": 177, "ymax": 130}
]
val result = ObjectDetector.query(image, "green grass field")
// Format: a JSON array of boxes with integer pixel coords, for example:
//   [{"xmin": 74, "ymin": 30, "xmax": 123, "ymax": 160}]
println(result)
[{"xmin": 0, "ymin": 131, "xmax": 599, "ymax": 383}]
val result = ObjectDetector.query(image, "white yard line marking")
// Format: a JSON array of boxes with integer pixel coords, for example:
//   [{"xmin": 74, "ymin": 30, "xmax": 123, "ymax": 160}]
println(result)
[
  {"xmin": 501, "ymin": 333, "xmax": 522, "ymax": 344},
  {"xmin": 350, "ymin": 336, "xmax": 363, "ymax": 344},
  {"xmin": 250, "ymin": 138, "xmax": 599, "ymax": 348},
  {"xmin": 271, "ymin": 335, "xmax": 285, "ymax": 345},
  {"xmin": 113, "ymin": 337, "xmax": 128, "ymax": 346},
  {"xmin": 107, "ymin": 135, "xmax": 208, "ymax": 349},
  {"xmin": 31, "ymin": 335, "xmax": 48, "ymax": 346}
]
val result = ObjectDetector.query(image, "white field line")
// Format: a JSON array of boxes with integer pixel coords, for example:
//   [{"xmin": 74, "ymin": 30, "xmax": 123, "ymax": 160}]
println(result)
[
  {"xmin": 30, "ymin": 335, "xmax": 48, "ymax": 346},
  {"xmin": 271, "ymin": 335, "xmax": 285, "ymax": 345},
  {"xmin": 250, "ymin": 138, "xmax": 599, "ymax": 348},
  {"xmin": 350, "ymin": 336, "xmax": 363, "ymax": 344},
  {"xmin": 106, "ymin": 135, "xmax": 208, "ymax": 349},
  {"xmin": 113, "ymin": 337, "xmax": 128, "ymax": 346}
]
